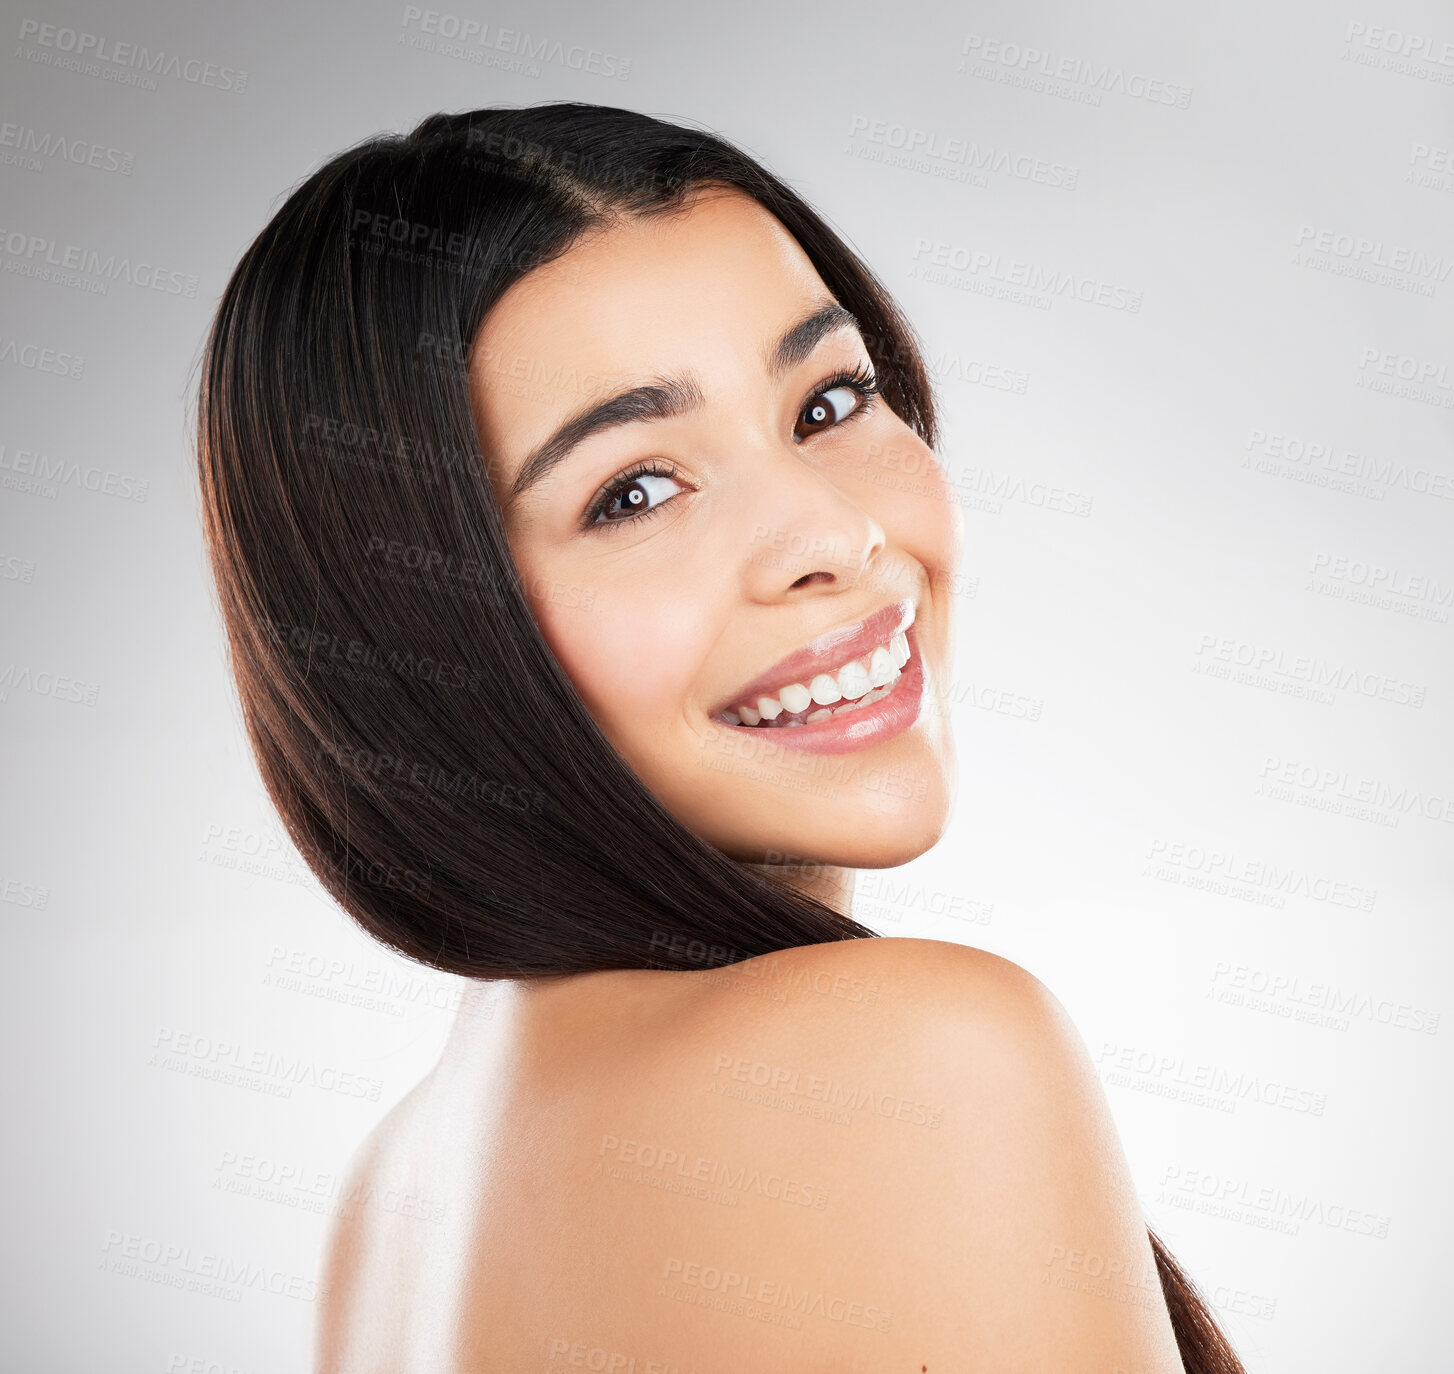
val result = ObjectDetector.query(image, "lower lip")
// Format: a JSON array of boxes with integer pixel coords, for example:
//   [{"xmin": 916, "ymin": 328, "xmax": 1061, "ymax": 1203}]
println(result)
[{"xmin": 713, "ymin": 624, "xmax": 926, "ymax": 755}]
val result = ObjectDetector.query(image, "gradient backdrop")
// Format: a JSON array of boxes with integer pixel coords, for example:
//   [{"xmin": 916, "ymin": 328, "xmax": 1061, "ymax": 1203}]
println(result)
[{"xmin": 1, "ymin": 0, "xmax": 1450, "ymax": 1369}]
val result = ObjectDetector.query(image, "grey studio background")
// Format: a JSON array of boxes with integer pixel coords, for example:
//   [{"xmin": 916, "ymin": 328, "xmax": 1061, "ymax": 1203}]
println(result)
[{"xmin": 2, "ymin": 0, "xmax": 1450, "ymax": 1369}]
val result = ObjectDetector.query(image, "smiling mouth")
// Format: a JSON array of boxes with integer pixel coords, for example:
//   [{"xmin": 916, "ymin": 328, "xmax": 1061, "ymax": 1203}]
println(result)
[{"xmin": 710, "ymin": 603, "xmax": 915, "ymax": 730}]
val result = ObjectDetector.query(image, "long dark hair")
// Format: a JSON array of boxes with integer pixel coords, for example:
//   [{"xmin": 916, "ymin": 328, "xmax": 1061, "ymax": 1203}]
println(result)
[{"xmin": 195, "ymin": 101, "xmax": 1243, "ymax": 1372}]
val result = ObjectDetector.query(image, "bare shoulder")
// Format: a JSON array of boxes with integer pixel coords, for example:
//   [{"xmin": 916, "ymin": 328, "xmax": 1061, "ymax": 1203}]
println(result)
[
  {"xmin": 311, "ymin": 1076, "xmax": 432, "ymax": 1374},
  {"xmin": 668, "ymin": 936, "xmax": 1183, "ymax": 1371},
  {"xmin": 704, "ymin": 929, "xmax": 1053, "ymax": 998},
  {"xmin": 685, "ymin": 935, "xmax": 1084, "ymax": 1078}
]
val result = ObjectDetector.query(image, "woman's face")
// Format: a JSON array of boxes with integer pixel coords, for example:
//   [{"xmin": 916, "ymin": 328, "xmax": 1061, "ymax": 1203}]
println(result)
[{"xmin": 469, "ymin": 185, "xmax": 960, "ymax": 870}]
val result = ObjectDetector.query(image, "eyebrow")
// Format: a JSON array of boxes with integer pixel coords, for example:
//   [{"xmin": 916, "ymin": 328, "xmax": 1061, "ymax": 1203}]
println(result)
[{"xmin": 505, "ymin": 300, "xmax": 862, "ymax": 510}]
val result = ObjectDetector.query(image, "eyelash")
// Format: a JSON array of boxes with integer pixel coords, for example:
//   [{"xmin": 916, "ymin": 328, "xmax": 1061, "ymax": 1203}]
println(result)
[
  {"xmin": 800, "ymin": 362, "xmax": 882, "ymax": 437},
  {"xmin": 582, "ymin": 363, "xmax": 882, "ymax": 532},
  {"xmin": 582, "ymin": 458, "xmax": 683, "ymax": 531}
]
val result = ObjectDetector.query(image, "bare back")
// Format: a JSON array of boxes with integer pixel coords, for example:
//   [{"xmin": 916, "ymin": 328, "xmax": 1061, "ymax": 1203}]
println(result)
[{"xmin": 313, "ymin": 938, "xmax": 1185, "ymax": 1374}]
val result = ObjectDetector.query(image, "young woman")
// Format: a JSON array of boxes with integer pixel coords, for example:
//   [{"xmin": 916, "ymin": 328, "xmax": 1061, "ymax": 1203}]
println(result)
[{"xmin": 196, "ymin": 103, "xmax": 1245, "ymax": 1373}]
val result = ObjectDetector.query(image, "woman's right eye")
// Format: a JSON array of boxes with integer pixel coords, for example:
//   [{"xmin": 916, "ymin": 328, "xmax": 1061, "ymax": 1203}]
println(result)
[{"xmin": 589, "ymin": 466, "xmax": 687, "ymax": 527}]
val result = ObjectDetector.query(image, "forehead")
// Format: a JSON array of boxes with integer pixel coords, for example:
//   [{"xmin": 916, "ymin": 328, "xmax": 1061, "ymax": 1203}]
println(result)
[{"xmin": 468, "ymin": 187, "xmax": 834, "ymax": 439}]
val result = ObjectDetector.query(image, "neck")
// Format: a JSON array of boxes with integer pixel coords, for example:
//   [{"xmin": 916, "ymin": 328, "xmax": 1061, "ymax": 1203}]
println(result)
[{"xmin": 748, "ymin": 858, "xmax": 857, "ymax": 921}]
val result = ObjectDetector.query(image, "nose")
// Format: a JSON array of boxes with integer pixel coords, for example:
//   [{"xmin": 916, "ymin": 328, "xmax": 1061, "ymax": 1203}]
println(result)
[{"xmin": 740, "ymin": 448, "xmax": 888, "ymax": 603}]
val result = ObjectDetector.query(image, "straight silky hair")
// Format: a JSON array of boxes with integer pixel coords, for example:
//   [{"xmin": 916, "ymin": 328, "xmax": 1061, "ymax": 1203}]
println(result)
[{"xmin": 195, "ymin": 101, "xmax": 1244, "ymax": 1373}]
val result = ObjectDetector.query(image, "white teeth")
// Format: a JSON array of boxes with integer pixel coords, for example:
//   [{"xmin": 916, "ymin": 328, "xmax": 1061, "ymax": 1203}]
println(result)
[
  {"xmin": 722, "ymin": 625, "xmax": 916, "ymax": 727},
  {"xmin": 832, "ymin": 680, "xmax": 893, "ymax": 716},
  {"xmin": 778, "ymin": 682, "xmax": 812, "ymax": 714},
  {"xmin": 809, "ymin": 672, "xmax": 843, "ymax": 706},
  {"xmin": 727, "ymin": 672, "xmax": 902, "ymax": 729},
  {"xmin": 836, "ymin": 658, "xmax": 872, "ymax": 701},
  {"xmin": 867, "ymin": 646, "xmax": 897, "ymax": 689}
]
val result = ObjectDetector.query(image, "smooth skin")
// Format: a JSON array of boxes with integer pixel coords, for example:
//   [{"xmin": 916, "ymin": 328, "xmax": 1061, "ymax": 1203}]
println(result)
[
  {"xmin": 470, "ymin": 183, "xmax": 960, "ymax": 904},
  {"xmin": 313, "ymin": 187, "xmax": 1185, "ymax": 1373}
]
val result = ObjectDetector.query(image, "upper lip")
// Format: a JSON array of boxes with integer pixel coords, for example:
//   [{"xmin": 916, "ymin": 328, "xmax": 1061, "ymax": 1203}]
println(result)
[{"xmin": 710, "ymin": 598, "xmax": 917, "ymax": 717}]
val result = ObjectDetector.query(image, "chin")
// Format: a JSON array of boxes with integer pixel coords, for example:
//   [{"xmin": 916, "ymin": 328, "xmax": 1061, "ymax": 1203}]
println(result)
[
  {"xmin": 818, "ymin": 784, "xmax": 954, "ymax": 869},
  {"xmin": 630, "ymin": 714, "xmax": 958, "ymax": 875},
  {"xmin": 716, "ymin": 761, "xmax": 956, "ymax": 872}
]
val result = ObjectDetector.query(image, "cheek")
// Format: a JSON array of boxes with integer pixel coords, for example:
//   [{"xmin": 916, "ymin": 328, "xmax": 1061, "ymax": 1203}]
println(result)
[
  {"xmin": 525, "ymin": 563, "xmax": 713, "ymax": 738},
  {"xmin": 857, "ymin": 429, "xmax": 962, "ymax": 574}
]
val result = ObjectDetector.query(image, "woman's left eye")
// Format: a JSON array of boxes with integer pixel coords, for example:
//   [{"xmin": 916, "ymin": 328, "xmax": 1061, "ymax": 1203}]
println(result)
[
  {"xmin": 795, "ymin": 384, "xmax": 867, "ymax": 441},
  {"xmin": 590, "ymin": 469, "xmax": 686, "ymax": 526}
]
